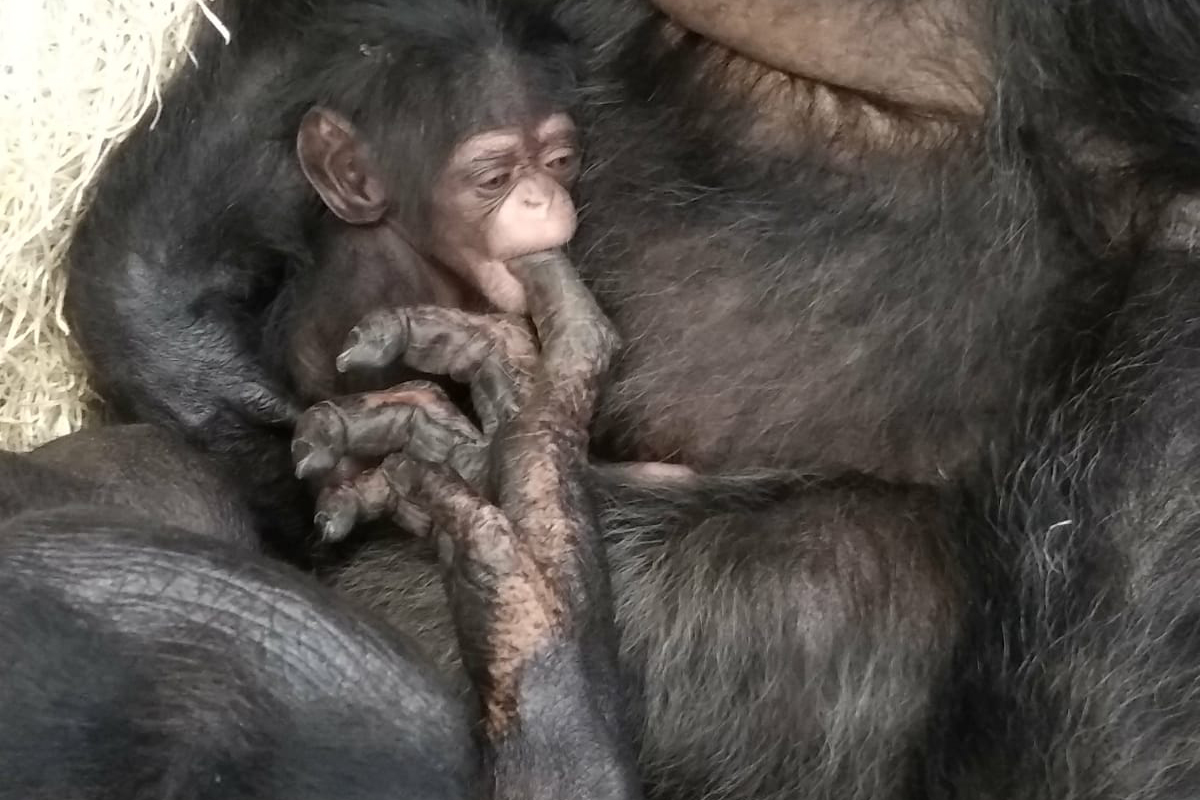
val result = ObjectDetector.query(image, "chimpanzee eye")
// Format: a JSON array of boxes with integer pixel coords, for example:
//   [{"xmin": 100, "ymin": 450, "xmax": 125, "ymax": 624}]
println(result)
[
  {"xmin": 479, "ymin": 172, "xmax": 511, "ymax": 191},
  {"xmin": 545, "ymin": 150, "xmax": 578, "ymax": 172}
]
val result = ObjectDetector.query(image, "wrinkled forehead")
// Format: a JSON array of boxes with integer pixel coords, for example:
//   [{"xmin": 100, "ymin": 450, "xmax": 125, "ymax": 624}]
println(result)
[{"xmin": 447, "ymin": 114, "xmax": 576, "ymax": 166}]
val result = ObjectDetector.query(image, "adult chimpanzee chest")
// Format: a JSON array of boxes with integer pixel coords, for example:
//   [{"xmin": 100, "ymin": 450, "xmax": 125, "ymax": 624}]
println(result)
[{"xmin": 572, "ymin": 116, "xmax": 1073, "ymax": 483}]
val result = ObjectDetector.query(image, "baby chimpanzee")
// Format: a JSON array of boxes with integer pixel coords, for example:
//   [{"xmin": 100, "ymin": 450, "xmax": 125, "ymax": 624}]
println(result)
[
  {"xmin": 66, "ymin": 1, "xmax": 588, "ymax": 544},
  {"xmin": 275, "ymin": 8, "xmax": 697, "ymax": 536},
  {"xmin": 283, "ymin": 11, "xmax": 582, "ymax": 403}
]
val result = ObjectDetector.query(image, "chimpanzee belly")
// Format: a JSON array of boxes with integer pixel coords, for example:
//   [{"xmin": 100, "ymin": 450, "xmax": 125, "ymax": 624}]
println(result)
[{"xmin": 572, "ymin": 128, "xmax": 1077, "ymax": 483}]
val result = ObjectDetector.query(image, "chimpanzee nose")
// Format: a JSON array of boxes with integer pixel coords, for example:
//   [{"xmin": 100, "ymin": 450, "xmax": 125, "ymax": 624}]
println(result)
[{"xmin": 521, "ymin": 175, "xmax": 555, "ymax": 211}]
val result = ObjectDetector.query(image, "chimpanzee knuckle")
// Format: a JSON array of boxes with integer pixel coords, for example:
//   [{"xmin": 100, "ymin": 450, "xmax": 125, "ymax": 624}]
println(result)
[
  {"xmin": 295, "ymin": 400, "xmax": 344, "ymax": 440},
  {"xmin": 390, "ymin": 497, "xmax": 434, "ymax": 538},
  {"xmin": 548, "ymin": 315, "xmax": 620, "ymax": 377},
  {"xmin": 401, "ymin": 336, "xmax": 455, "ymax": 376},
  {"xmin": 382, "ymin": 378, "xmax": 448, "ymax": 402},
  {"xmin": 475, "ymin": 355, "xmax": 521, "ymax": 397},
  {"xmin": 470, "ymin": 384, "xmax": 503, "ymax": 438},
  {"xmin": 460, "ymin": 507, "xmax": 521, "ymax": 571},
  {"xmin": 375, "ymin": 379, "xmax": 452, "ymax": 409},
  {"xmin": 447, "ymin": 331, "xmax": 500, "ymax": 384},
  {"xmin": 417, "ymin": 399, "xmax": 485, "ymax": 444},
  {"xmin": 405, "ymin": 304, "xmax": 457, "ymax": 323},
  {"xmin": 406, "ymin": 412, "xmax": 463, "ymax": 463},
  {"xmin": 446, "ymin": 440, "xmax": 490, "ymax": 490},
  {"xmin": 411, "ymin": 304, "xmax": 483, "ymax": 332},
  {"xmin": 378, "ymin": 452, "xmax": 424, "ymax": 496},
  {"xmin": 355, "ymin": 306, "xmax": 409, "ymax": 333},
  {"xmin": 406, "ymin": 307, "xmax": 504, "ymax": 363}
]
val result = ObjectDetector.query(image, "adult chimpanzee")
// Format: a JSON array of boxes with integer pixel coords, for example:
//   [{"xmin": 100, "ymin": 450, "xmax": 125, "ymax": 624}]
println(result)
[
  {"xmin": 61, "ymin": 0, "xmax": 1200, "ymax": 799},
  {"xmin": 2, "ymin": 253, "xmax": 642, "ymax": 799}
]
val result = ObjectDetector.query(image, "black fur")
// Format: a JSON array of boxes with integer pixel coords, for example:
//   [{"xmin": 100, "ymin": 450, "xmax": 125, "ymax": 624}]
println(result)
[
  {"xmin": 60, "ymin": 0, "xmax": 1200, "ymax": 798},
  {"xmin": 64, "ymin": 0, "xmax": 579, "ymax": 550},
  {"xmin": 0, "ymin": 428, "xmax": 476, "ymax": 800}
]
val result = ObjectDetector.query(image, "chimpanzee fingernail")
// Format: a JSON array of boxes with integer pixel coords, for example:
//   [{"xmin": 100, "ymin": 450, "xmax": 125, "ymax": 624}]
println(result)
[
  {"xmin": 317, "ymin": 509, "xmax": 354, "ymax": 542},
  {"xmin": 293, "ymin": 440, "xmax": 334, "ymax": 479},
  {"xmin": 335, "ymin": 347, "xmax": 363, "ymax": 373},
  {"xmin": 336, "ymin": 330, "xmax": 363, "ymax": 372},
  {"xmin": 292, "ymin": 440, "xmax": 312, "ymax": 469}
]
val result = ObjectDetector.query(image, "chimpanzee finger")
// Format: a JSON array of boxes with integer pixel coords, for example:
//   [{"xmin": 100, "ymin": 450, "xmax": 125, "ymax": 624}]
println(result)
[
  {"xmin": 313, "ymin": 456, "xmax": 432, "ymax": 542},
  {"xmin": 335, "ymin": 306, "xmax": 537, "ymax": 436},
  {"xmin": 292, "ymin": 381, "xmax": 485, "ymax": 482},
  {"xmin": 505, "ymin": 250, "xmax": 619, "ymax": 380},
  {"xmin": 382, "ymin": 459, "xmax": 561, "ymax": 736},
  {"xmin": 363, "ymin": 457, "xmax": 555, "ymax": 629}
]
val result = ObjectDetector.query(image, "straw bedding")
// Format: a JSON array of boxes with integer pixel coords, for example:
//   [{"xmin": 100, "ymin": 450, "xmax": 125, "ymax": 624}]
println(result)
[{"xmin": 0, "ymin": 1, "xmax": 226, "ymax": 451}]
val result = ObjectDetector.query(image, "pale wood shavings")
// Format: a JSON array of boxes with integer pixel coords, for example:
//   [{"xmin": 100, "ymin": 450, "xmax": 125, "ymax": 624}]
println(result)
[{"xmin": 0, "ymin": 1, "xmax": 226, "ymax": 450}]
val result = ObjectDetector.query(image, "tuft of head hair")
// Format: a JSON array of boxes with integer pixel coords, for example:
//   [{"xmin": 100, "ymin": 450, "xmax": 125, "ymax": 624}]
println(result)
[{"xmin": 280, "ymin": 0, "xmax": 578, "ymax": 229}]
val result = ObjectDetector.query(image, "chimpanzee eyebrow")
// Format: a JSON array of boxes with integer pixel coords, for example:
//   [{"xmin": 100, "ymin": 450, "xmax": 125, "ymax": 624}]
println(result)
[
  {"xmin": 538, "ymin": 136, "xmax": 576, "ymax": 152},
  {"xmin": 470, "ymin": 152, "xmax": 517, "ymax": 164}
]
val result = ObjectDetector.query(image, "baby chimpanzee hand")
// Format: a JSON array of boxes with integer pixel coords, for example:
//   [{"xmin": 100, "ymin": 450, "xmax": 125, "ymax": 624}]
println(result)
[
  {"xmin": 294, "ymin": 253, "xmax": 642, "ymax": 799},
  {"xmin": 290, "ymin": 306, "xmax": 540, "ymax": 541}
]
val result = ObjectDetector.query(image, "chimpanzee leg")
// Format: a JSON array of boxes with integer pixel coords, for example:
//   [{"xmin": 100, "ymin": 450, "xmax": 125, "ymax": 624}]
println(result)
[{"xmin": 17, "ymin": 424, "xmax": 259, "ymax": 548}]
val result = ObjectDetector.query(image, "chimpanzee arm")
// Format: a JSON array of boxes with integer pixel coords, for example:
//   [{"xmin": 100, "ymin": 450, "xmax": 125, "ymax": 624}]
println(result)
[
  {"xmin": 467, "ymin": 250, "xmax": 639, "ymax": 799},
  {"xmin": 63, "ymin": 38, "xmax": 317, "ymax": 545},
  {"xmin": 0, "ymin": 511, "xmax": 476, "ymax": 800},
  {"xmin": 295, "ymin": 250, "xmax": 642, "ymax": 798},
  {"xmin": 64, "ymin": 249, "xmax": 309, "ymax": 545}
]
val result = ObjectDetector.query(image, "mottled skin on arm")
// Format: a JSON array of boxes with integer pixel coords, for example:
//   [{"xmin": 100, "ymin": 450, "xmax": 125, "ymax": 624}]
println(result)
[{"xmin": 293, "ymin": 250, "xmax": 641, "ymax": 799}]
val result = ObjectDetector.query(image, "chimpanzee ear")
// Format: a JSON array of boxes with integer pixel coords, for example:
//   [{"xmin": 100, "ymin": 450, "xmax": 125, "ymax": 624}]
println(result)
[{"xmin": 296, "ymin": 107, "xmax": 389, "ymax": 225}]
